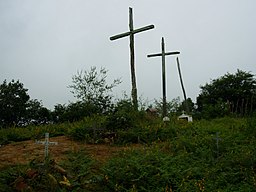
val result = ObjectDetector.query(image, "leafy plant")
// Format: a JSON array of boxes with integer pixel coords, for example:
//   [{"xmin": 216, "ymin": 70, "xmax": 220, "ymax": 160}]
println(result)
[
  {"xmin": 197, "ymin": 69, "xmax": 256, "ymax": 118},
  {"xmin": 68, "ymin": 115, "xmax": 107, "ymax": 143},
  {"xmin": 69, "ymin": 66, "xmax": 121, "ymax": 114},
  {"xmin": 60, "ymin": 150, "xmax": 101, "ymax": 191}
]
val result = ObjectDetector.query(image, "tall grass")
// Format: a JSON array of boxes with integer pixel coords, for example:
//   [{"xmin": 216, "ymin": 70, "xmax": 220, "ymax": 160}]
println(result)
[{"xmin": 0, "ymin": 123, "xmax": 67, "ymax": 145}]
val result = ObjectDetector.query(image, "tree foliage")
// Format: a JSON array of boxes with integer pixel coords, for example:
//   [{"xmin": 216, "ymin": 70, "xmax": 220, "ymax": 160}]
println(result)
[
  {"xmin": 0, "ymin": 80, "xmax": 53, "ymax": 127},
  {"xmin": 197, "ymin": 69, "xmax": 256, "ymax": 118},
  {"xmin": 178, "ymin": 98, "xmax": 195, "ymax": 114},
  {"xmin": 0, "ymin": 80, "xmax": 30, "ymax": 127},
  {"xmin": 153, "ymin": 97, "xmax": 181, "ymax": 116},
  {"xmin": 106, "ymin": 99, "xmax": 137, "ymax": 131},
  {"xmin": 52, "ymin": 101, "xmax": 100, "ymax": 123},
  {"xmin": 69, "ymin": 67, "xmax": 121, "ymax": 113},
  {"xmin": 25, "ymin": 99, "xmax": 51, "ymax": 125}
]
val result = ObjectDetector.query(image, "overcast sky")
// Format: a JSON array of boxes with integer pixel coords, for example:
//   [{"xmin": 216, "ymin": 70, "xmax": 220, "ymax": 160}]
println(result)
[{"xmin": 1, "ymin": 0, "xmax": 255, "ymax": 109}]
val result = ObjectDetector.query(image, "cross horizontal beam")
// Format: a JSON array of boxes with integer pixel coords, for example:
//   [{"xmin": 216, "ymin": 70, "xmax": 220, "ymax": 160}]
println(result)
[
  {"xmin": 147, "ymin": 51, "xmax": 180, "ymax": 58},
  {"xmin": 110, "ymin": 24, "xmax": 154, "ymax": 41},
  {"xmin": 35, "ymin": 140, "xmax": 58, "ymax": 145}
]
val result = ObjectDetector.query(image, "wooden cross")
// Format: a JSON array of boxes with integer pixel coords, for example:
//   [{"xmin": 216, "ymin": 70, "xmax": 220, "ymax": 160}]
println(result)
[
  {"xmin": 35, "ymin": 133, "xmax": 58, "ymax": 158},
  {"xmin": 110, "ymin": 7, "xmax": 154, "ymax": 109},
  {"xmin": 147, "ymin": 37, "xmax": 180, "ymax": 118}
]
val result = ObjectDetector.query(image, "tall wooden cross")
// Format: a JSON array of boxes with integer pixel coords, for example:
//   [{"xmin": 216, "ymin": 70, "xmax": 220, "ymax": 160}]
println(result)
[
  {"xmin": 110, "ymin": 7, "xmax": 154, "ymax": 109},
  {"xmin": 147, "ymin": 37, "xmax": 180, "ymax": 118}
]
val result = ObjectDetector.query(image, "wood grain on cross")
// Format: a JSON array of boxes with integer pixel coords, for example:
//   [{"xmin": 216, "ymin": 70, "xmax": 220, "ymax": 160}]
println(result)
[
  {"xmin": 110, "ymin": 7, "xmax": 154, "ymax": 109},
  {"xmin": 147, "ymin": 37, "xmax": 180, "ymax": 118}
]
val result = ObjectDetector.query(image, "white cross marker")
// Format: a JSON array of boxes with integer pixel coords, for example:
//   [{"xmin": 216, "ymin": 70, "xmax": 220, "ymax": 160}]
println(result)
[{"xmin": 35, "ymin": 133, "xmax": 58, "ymax": 158}]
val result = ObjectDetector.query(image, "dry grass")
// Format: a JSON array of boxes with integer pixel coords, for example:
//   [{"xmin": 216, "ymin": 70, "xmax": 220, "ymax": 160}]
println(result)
[{"xmin": 0, "ymin": 136, "xmax": 141, "ymax": 169}]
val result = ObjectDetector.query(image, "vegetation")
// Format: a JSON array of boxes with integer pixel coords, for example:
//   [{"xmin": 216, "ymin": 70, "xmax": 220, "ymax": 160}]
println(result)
[
  {"xmin": 0, "ymin": 68, "xmax": 255, "ymax": 191},
  {"xmin": 68, "ymin": 66, "xmax": 121, "ymax": 114},
  {"xmin": 0, "ymin": 117, "xmax": 255, "ymax": 191},
  {"xmin": 0, "ymin": 80, "xmax": 30, "ymax": 127},
  {"xmin": 0, "ymin": 80, "xmax": 52, "ymax": 128},
  {"xmin": 197, "ymin": 70, "xmax": 256, "ymax": 118},
  {"xmin": 1, "ymin": 69, "xmax": 255, "ymax": 126}
]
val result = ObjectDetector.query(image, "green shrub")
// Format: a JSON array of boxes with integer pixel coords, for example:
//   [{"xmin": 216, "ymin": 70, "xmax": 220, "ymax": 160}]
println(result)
[
  {"xmin": 245, "ymin": 114, "xmax": 256, "ymax": 137},
  {"xmin": 115, "ymin": 123, "xmax": 177, "ymax": 145},
  {"xmin": 68, "ymin": 115, "xmax": 107, "ymax": 143},
  {"xmin": 0, "ymin": 165, "xmax": 28, "ymax": 192},
  {"xmin": 60, "ymin": 150, "xmax": 101, "ymax": 191},
  {"xmin": 105, "ymin": 99, "xmax": 148, "ymax": 131},
  {"xmin": 101, "ymin": 149, "xmax": 173, "ymax": 191},
  {"xmin": 0, "ymin": 123, "xmax": 68, "ymax": 145},
  {"xmin": 0, "ymin": 127, "xmax": 31, "ymax": 145},
  {"xmin": 101, "ymin": 147, "xmax": 209, "ymax": 192}
]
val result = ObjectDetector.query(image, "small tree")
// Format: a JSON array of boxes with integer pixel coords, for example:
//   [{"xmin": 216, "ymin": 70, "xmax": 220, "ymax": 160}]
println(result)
[
  {"xmin": 25, "ymin": 99, "xmax": 51, "ymax": 125},
  {"xmin": 0, "ymin": 80, "xmax": 30, "ymax": 127},
  {"xmin": 197, "ymin": 69, "xmax": 256, "ymax": 118},
  {"xmin": 52, "ymin": 104, "xmax": 67, "ymax": 123},
  {"xmin": 69, "ymin": 66, "xmax": 121, "ymax": 114},
  {"xmin": 52, "ymin": 101, "xmax": 101, "ymax": 123},
  {"xmin": 154, "ymin": 97, "xmax": 181, "ymax": 116},
  {"xmin": 106, "ymin": 99, "xmax": 137, "ymax": 131},
  {"xmin": 178, "ymin": 98, "xmax": 195, "ymax": 114}
]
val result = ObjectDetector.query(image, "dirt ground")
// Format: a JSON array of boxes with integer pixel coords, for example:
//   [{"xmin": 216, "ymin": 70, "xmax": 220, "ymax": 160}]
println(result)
[{"xmin": 0, "ymin": 136, "xmax": 137, "ymax": 169}]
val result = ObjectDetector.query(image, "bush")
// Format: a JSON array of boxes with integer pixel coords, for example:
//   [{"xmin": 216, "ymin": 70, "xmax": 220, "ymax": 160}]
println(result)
[
  {"xmin": 0, "ymin": 123, "xmax": 67, "ymax": 145},
  {"xmin": 115, "ymin": 123, "xmax": 177, "ymax": 145},
  {"xmin": 106, "ymin": 100, "xmax": 137, "ymax": 131},
  {"xmin": 60, "ymin": 150, "xmax": 100, "ymax": 191},
  {"xmin": 101, "ymin": 147, "xmax": 210, "ymax": 192},
  {"xmin": 101, "ymin": 149, "xmax": 175, "ymax": 191},
  {"xmin": 68, "ymin": 115, "xmax": 107, "ymax": 143}
]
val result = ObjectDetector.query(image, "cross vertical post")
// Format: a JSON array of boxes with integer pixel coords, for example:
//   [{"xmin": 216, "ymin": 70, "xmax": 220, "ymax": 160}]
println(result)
[
  {"xmin": 147, "ymin": 37, "xmax": 180, "ymax": 119},
  {"xmin": 161, "ymin": 38, "xmax": 167, "ymax": 119},
  {"xmin": 129, "ymin": 8, "xmax": 137, "ymax": 109},
  {"xmin": 110, "ymin": 7, "xmax": 154, "ymax": 109},
  {"xmin": 45, "ymin": 132, "xmax": 49, "ymax": 157}
]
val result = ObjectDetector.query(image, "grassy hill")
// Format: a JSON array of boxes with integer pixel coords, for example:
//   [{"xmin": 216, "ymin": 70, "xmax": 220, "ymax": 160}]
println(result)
[{"xmin": 0, "ymin": 116, "xmax": 255, "ymax": 191}]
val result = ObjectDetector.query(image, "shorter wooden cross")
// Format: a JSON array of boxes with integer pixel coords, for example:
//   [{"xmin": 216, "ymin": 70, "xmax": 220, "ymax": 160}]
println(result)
[
  {"xmin": 147, "ymin": 37, "xmax": 180, "ymax": 118},
  {"xmin": 35, "ymin": 133, "xmax": 58, "ymax": 158}
]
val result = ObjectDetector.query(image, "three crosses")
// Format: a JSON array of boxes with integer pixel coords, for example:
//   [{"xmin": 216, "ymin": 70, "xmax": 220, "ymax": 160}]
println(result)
[{"xmin": 110, "ymin": 7, "xmax": 183, "ymax": 117}]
